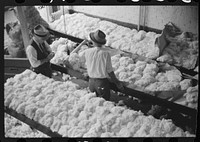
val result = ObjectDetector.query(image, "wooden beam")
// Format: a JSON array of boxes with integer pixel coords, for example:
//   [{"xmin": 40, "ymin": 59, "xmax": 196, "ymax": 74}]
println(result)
[
  {"xmin": 109, "ymin": 83, "xmax": 197, "ymax": 118},
  {"xmin": 5, "ymin": 107, "xmax": 62, "ymax": 137},
  {"xmin": 16, "ymin": 6, "xmax": 30, "ymax": 49},
  {"xmin": 47, "ymin": 27, "xmax": 83, "ymax": 43}
]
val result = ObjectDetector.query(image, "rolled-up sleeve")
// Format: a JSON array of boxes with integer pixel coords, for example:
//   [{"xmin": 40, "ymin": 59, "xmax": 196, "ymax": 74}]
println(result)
[
  {"xmin": 106, "ymin": 52, "xmax": 113, "ymax": 73},
  {"xmin": 26, "ymin": 45, "xmax": 41, "ymax": 68},
  {"xmin": 44, "ymin": 41, "xmax": 52, "ymax": 53}
]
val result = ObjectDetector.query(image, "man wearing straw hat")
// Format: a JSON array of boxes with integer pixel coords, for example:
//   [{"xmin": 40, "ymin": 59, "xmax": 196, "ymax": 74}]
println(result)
[
  {"xmin": 71, "ymin": 30, "xmax": 124, "ymax": 101},
  {"xmin": 26, "ymin": 24, "xmax": 55, "ymax": 78}
]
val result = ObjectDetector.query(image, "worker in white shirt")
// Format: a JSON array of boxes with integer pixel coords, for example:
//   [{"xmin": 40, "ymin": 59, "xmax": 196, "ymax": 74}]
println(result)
[
  {"xmin": 26, "ymin": 24, "xmax": 55, "ymax": 78},
  {"xmin": 71, "ymin": 30, "xmax": 124, "ymax": 101}
]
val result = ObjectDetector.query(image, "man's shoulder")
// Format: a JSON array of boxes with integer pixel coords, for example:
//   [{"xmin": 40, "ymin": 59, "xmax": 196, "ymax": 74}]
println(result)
[
  {"xmin": 85, "ymin": 47, "xmax": 109, "ymax": 54},
  {"xmin": 100, "ymin": 48, "xmax": 110, "ymax": 55},
  {"xmin": 26, "ymin": 45, "xmax": 35, "ymax": 52},
  {"xmin": 84, "ymin": 47, "xmax": 96, "ymax": 53}
]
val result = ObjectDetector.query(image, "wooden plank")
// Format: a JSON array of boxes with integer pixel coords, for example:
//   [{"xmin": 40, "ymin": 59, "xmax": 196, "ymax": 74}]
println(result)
[
  {"xmin": 51, "ymin": 63, "xmax": 69, "ymax": 74},
  {"xmin": 157, "ymin": 61, "xmax": 198, "ymax": 76},
  {"xmin": 4, "ymin": 67, "xmax": 28, "ymax": 74},
  {"xmin": 5, "ymin": 107, "xmax": 62, "ymax": 137},
  {"xmin": 47, "ymin": 27, "xmax": 83, "ymax": 43},
  {"xmin": 4, "ymin": 58, "xmax": 30, "ymax": 68},
  {"xmin": 67, "ymin": 68, "xmax": 89, "ymax": 81},
  {"xmin": 109, "ymin": 83, "xmax": 197, "ymax": 118},
  {"xmin": 4, "ymin": 58, "xmax": 30, "ymax": 81}
]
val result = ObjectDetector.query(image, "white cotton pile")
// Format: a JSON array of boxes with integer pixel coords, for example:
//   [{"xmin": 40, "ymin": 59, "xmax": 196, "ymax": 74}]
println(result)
[
  {"xmin": 111, "ymin": 54, "xmax": 185, "ymax": 92},
  {"xmin": 50, "ymin": 37, "xmax": 78, "ymax": 65},
  {"xmin": 49, "ymin": 13, "xmax": 161, "ymax": 59},
  {"xmin": 182, "ymin": 85, "xmax": 198, "ymax": 109},
  {"xmin": 51, "ymin": 51, "xmax": 69, "ymax": 65},
  {"xmin": 179, "ymin": 79, "xmax": 192, "ymax": 90},
  {"xmin": 161, "ymin": 33, "xmax": 198, "ymax": 69},
  {"xmin": 68, "ymin": 53, "xmax": 82, "ymax": 71},
  {"xmin": 157, "ymin": 53, "xmax": 173, "ymax": 64}
]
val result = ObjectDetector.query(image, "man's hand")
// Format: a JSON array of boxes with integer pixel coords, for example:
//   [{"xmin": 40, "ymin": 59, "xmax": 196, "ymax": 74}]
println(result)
[
  {"xmin": 82, "ymin": 39, "xmax": 89, "ymax": 45},
  {"xmin": 121, "ymin": 81, "xmax": 129, "ymax": 86},
  {"xmin": 47, "ymin": 52, "xmax": 55, "ymax": 60},
  {"xmin": 116, "ymin": 81, "xmax": 125, "ymax": 91},
  {"xmin": 63, "ymin": 60, "xmax": 73, "ymax": 68},
  {"xmin": 83, "ymin": 39, "xmax": 93, "ymax": 47}
]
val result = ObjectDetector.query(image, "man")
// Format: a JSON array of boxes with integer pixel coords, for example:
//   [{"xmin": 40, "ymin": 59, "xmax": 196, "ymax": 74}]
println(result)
[
  {"xmin": 71, "ymin": 30, "xmax": 124, "ymax": 101},
  {"xmin": 26, "ymin": 24, "xmax": 55, "ymax": 78}
]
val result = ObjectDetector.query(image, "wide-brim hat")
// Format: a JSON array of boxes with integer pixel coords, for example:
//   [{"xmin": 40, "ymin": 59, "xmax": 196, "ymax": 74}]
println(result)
[
  {"xmin": 33, "ymin": 24, "xmax": 49, "ymax": 37},
  {"xmin": 89, "ymin": 30, "xmax": 106, "ymax": 45}
]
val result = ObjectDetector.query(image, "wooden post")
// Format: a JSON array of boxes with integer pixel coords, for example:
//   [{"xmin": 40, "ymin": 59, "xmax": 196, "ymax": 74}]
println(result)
[
  {"xmin": 46, "ymin": 6, "xmax": 50, "ymax": 22},
  {"xmin": 138, "ymin": 6, "xmax": 146, "ymax": 31},
  {"xmin": 142, "ymin": 6, "xmax": 147, "ymax": 30},
  {"xmin": 138, "ymin": 6, "xmax": 141, "ymax": 31},
  {"xmin": 48, "ymin": 6, "xmax": 53, "ymax": 15},
  {"xmin": 16, "ymin": 6, "xmax": 30, "ymax": 49}
]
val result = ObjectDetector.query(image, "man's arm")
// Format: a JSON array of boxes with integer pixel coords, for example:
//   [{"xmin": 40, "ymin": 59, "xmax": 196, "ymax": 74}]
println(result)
[
  {"xmin": 26, "ymin": 45, "xmax": 51, "ymax": 67},
  {"xmin": 26, "ymin": 46, "xmax": 43, "ymax": 67},
  {"xmin": 44, "ymin": 41, "xmax": 54, "ymax": 53},
  {"xmin": 108, "ymin": 71, "xmax": 124, "ymax": 91},
  {"xmin": 44, "ymin": 41, "xmax": 56, "ymax": 61},
  {"xmin": 108, "ymin": 71, "xmax": 120, "ymax": 83},
  {"xmin": 106, "ymin": 53, "xmax": 124, "ymax": 91}
]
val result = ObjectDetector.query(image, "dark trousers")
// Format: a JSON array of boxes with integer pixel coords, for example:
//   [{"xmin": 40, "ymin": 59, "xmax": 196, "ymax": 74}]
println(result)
[
  {"xmin": 32, "ymin": 62, "xmax": 52, "ymax": 78},
  {"xmin": 32, "ymin": 63, "xmax": 69, "ymax": 78},
  {"xmin": 50, "ymin": 63, "xmax": 68, "ymax": 74},
  {"xmin": 89, "ymin": 78, "xmax": 111, "ymax": 101}
]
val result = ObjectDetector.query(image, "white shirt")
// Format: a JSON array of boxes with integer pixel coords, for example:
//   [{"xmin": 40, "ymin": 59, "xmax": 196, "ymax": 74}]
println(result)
[
  {"xmin": 79, "ymin": 47, "xmax": 113, "ymax": 78},
  {"xmin": 26, "ymin": 39, "xmax": 52, "ymax": 68}
]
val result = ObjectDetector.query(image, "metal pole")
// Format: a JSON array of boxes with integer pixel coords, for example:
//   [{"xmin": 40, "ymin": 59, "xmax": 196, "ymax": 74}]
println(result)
[
  {"xmin": 143, "ymin": 6, "xmax": 146, "ymax": 31},
  {"xmin": 62, "ymin": 6, "xmax": 67, "ymax": 34}
]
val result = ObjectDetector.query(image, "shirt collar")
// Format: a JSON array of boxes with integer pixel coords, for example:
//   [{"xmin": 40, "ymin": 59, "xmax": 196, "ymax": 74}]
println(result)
[{"xmin": 33, "ymin": 37, "xmax": 44, "ymax": 46}]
